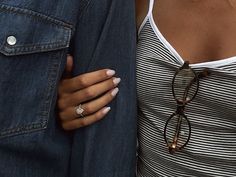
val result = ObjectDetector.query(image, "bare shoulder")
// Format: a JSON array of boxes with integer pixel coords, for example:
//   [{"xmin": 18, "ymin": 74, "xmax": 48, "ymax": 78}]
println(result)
[{"xmin": 136, "ymin": 0, "xmax": 149, "ymax": 29}]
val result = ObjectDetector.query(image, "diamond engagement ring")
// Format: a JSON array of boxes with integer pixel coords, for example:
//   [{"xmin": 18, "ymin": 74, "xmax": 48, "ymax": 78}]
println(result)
[{"xmin": 75, "ymin": 104, "xmax": 84, "ymax": 118}]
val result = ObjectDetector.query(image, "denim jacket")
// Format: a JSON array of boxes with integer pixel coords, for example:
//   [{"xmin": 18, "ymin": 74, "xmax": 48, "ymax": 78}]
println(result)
[{"xmin": 0, "ymin": 1, "xmax": 137, "ymax": 177}]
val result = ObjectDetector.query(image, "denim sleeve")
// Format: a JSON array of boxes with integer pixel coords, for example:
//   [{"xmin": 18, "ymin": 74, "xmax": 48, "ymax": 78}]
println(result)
[{"xmin": 69, "ymin": 0, "xmax": 137, "ymax": 176}]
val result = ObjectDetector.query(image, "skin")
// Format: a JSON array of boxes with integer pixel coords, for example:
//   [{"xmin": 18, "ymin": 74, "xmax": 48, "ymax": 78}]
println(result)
[
  {"xmin": 58, "ymin": 55, "xmax": 120, "ymax": 130},
  {"xmin": 137, "ymin": 0, "xmax": 236, "ymax": 64},
  {"xmin": 58, "ymin": 0, "xmax": 236, "ymax": 130}
]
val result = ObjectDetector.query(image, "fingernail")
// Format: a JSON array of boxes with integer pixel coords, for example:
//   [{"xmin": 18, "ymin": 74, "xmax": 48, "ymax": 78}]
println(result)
[
  {"xmin": 111, "ymin": 88, "xmax": 119, "ymax": 96},
  {"xmin": 113, "ymin": 78, "xmax": 121, "ymax": 85},
  {"xmin": 102, "ymin": 107, "xmax": 111, "ymax": 114},
  {"xmin": 106, "ymin": 70, "xmax": 116, "ymax": 76}
]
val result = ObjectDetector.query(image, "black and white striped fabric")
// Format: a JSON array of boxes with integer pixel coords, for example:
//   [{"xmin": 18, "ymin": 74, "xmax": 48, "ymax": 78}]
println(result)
[{"xmin": 136, "ymin": 0, "xmax": 236, "ymax": 176}]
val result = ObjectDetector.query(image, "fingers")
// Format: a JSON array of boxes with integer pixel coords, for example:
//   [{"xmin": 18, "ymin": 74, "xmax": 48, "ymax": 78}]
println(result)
[
  {"xmin": 61, "ymin": 107, "xmax": 111, "ymax": 130},
  {"xmin": 58, "ymin": 55, "xmax": 120, "ymax": 130},
  {"xmin": 58, "ymin": 77, "xmax": 121, "ymax": 109},
  {"xmin": 59, "ymin": 87, "xmax": 119, "ymax": 121},
  {"xmin": 59, "ymin": 69, "xmax": 116, "ymax": 93}
]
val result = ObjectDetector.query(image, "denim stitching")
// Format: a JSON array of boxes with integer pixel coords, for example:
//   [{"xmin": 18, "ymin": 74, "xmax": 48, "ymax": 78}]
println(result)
[
  {"xmin": 38, "ymin": 52, "xmax": 60, "ymax": 124},
  {"xmin": 42, "ymin": 51, "xmax": 65, "ymax": 126},
  {"xmin": 0, "ymin": 121, "xmax": 47, "ymax": 139},
  {"xmin": 0, "ymin": 20, "xmax": 72, "ymax": 56},
  {"xmin": 2, "ymin": 41, "xmax": 70, "ymax": 56},
  {"xmin": 0, "ymin": 45, "xmax": 66, "ymax": 138},
  {"xmin": 0, "ymin": 51, "xmax": 64, "ymax": 138},
  {"xmin": 0, "ymin": 3, "xmax": 73, "ymax": 29}
]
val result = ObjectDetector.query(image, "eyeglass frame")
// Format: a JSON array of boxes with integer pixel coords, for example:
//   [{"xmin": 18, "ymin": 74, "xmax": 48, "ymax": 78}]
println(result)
[{"xmin": 164, "ymin": 61, "xmax": 209, "ymax": 154}]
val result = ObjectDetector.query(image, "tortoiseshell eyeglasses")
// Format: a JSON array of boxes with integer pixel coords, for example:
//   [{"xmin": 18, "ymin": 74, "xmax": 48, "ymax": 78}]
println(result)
[{"xmin": 164, "ymin": 61, "xmax": 209, "ymax": 154}]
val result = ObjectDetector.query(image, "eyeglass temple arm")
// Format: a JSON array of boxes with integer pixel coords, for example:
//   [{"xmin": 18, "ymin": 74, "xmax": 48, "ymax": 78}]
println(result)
[
  {"xmin": 169, "ymin": 115, "xmax": 183, "ymax": 154},
  {"xmin": 198, "ymin": 69, "xmax": 210, "ymax": 78},
  {"xmin": 183, "ymin": 68, "xmax": 210, "ymax": 101}
]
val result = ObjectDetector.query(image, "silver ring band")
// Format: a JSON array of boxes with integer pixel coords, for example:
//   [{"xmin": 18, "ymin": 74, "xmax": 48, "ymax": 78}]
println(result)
[{"xmin": 75, "ymin": 104, "xmax": 84, "ymax": 118}]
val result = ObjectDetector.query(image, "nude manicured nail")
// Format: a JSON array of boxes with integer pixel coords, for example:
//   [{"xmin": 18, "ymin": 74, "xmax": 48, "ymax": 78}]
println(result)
[
  {"xmin": 111, "ymin": 88, "xmax": 119, "ymax": 96},
  {"xmin": 102, "ymin": 107, "xmax": 111, "ymax": 114},
  {"xmin": 106, "ymin": 70, "xmax": 116, "ymax": 76},
  {"xmin": 113, "ymin": 78, "xmax": 121, "ymax": 85}
]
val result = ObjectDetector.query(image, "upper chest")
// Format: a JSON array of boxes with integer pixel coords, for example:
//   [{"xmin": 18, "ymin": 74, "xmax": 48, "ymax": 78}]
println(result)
[{"xmin": 152, "ymin": 0, "xmax": 236, "ymax": 64}]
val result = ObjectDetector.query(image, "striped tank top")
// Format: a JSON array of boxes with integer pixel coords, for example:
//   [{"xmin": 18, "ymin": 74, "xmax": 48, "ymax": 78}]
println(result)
[{"xmin": 136, "ymin": 0, "xmax": 236, "ymax": 176}]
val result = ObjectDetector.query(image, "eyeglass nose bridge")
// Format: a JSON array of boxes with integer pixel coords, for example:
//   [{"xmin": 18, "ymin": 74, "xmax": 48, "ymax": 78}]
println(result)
[{"xmin": 176, "ymin": 104, "xmax": 185, "ymax": 115}]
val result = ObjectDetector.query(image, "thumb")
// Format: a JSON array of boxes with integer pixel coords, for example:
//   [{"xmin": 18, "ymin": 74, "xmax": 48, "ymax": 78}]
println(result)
[{"xmin": 63, "ymin": 55, "xmax": 73, "ymax": 78}]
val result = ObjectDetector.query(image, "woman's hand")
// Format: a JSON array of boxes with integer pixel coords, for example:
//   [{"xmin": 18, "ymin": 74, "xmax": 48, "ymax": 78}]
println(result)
[{"xmin": 58, "ymin": 55, "xmax": 120, "ymax": 130}]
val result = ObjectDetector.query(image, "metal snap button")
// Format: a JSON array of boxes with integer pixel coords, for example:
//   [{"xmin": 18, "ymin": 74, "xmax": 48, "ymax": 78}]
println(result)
[{"xmin": 7, "ymin": 36, "xmax": 17, "ymax": 46}]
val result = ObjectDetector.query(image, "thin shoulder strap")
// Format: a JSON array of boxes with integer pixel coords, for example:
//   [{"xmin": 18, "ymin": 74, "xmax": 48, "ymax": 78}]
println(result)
[
  {"xmin": 138, "ymin": 0, "xmax": 155, "ymax": 34},
  {"xmin": 147, "ymin": 0, "xmax": 155, "ymax": 16}
]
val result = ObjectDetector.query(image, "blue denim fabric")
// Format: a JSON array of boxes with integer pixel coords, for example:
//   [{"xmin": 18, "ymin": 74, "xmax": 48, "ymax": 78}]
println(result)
[{"xmin": 0, "ymin": 1, "xmax": 137, "ymax": 177}]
